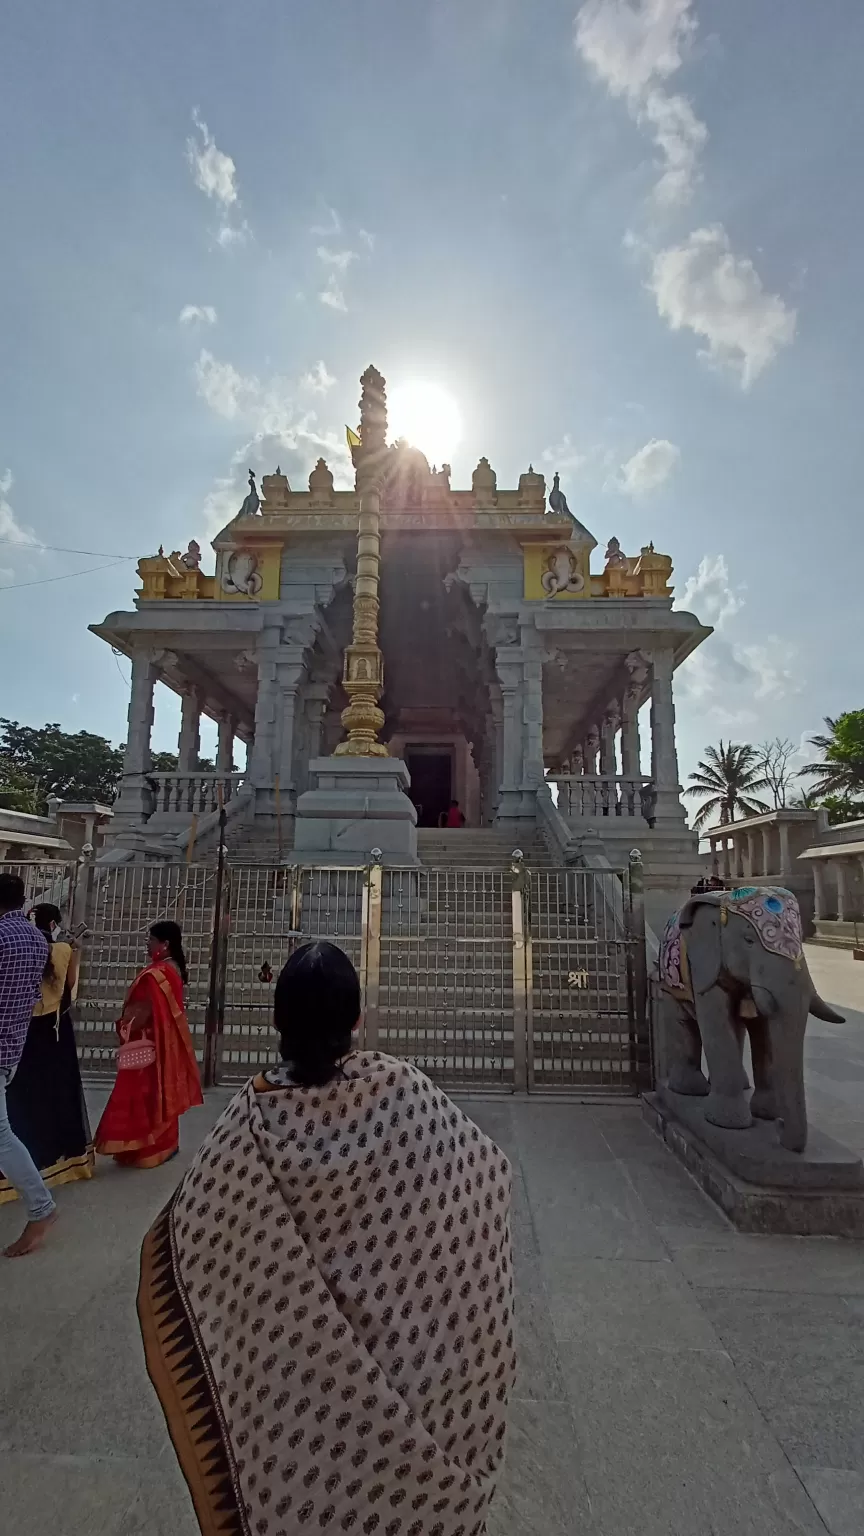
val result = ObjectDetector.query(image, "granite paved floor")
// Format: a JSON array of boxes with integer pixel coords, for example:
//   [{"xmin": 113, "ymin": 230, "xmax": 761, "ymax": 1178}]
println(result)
[{"xmin": 1, "ymin": 944, "xmax": 862, "ymax": 1536}]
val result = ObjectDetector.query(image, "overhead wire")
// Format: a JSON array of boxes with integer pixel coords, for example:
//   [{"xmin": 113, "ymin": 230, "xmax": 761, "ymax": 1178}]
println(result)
[
  {"xmin": 0, "ymin": 558, "xmax": 130, "ymax": 592},
  {"xmin": 0, "ymin": 537, "xmax": 137, "ymax": 558}
]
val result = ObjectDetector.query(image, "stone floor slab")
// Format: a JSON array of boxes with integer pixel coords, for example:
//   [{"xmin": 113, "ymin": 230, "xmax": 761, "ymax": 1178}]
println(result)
[
  {"xmin": 488, "ymin": 1399, "xmax": 595, "ymax": 1535},
  {"xmin": 559, "ymin": 1339, "xmax": 829, "ymax": 1536},
  {"xmin": 796, "ymin": 1467, "xmax": 864, "ymax": 1536},
  {"xmin": 546, "ymin": 1255, "xmax": 721, "ymax": 1351},
  {"xmin": 672, "ymin": 1234, "xmax": 864, "ymax": 1294}
]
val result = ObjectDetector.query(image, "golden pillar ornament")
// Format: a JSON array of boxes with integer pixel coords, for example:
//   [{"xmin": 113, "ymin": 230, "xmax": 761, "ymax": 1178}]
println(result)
[{"xmin": 334, "ymin": 365, "xmax": 392, "ymax": 757}]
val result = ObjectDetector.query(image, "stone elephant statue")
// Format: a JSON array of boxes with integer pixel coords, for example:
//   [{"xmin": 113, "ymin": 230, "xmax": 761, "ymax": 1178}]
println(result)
[{"xmin": 658, "ymin": 886, "xmax": 844, "ymax": 1153}]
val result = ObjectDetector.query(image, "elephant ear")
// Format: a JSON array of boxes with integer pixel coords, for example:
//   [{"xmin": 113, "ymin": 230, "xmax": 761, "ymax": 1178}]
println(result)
[{"xmin": 677, "ymin": 895, "xmax": 724, "ymax": 994}]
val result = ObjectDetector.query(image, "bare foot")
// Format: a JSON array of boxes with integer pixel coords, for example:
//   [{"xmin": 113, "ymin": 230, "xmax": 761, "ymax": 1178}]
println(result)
[{"xmin": 3, "ymin": 1209, "xmax": 58, "ymax": 1258}]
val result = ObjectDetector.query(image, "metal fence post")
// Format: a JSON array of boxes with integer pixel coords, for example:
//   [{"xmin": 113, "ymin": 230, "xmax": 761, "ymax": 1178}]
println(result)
[
  {"xmin": 510, "ymin": 849, "xmax": 528, "ymax": 1094},
  {"xmin": 362, "ymin": 856, "xmax": 383, "ymax": 1051},
  {"xmin": 625, "ymin": 848, "xmax": 651, "ymax": 1091},
  {"xmin": 203, "ymin": 810, "xmax": 228, "ymax": 1087}
]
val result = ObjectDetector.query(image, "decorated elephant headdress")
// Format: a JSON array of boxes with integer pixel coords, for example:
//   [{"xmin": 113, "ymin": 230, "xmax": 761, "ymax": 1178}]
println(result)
[{"xmin": 659, "ymin": 886, "xmax": 804, "ymax": 1001}]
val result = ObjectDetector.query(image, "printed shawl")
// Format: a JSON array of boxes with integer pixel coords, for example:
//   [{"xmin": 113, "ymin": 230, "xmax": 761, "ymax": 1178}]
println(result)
[{"xmin": 138, "ymin": 1053, "xmax": 515, "ymax": 1536}]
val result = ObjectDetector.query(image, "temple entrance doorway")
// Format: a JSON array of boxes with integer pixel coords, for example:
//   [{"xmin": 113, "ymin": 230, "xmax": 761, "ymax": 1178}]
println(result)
[{"xmin": 405, "ymin": 748, "xmax": 453, "ymax": 827}]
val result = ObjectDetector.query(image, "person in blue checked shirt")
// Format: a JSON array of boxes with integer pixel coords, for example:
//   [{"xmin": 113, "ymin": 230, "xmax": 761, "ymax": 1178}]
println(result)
[{"xmin": 0, "ymin": 872, "xmax": 57, "ymax": 1256}]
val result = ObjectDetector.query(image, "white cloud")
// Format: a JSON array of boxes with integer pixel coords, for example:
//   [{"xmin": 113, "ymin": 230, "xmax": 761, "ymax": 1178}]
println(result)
[
  {"xmin": 649, "ymin": 225, "xmax": 797, "ymax": 387},
  {"xmin": 194, "ymin": 350, "xmax": 259, "ymax": 420},
  {"xmin": 216, "ymin": 219, "xmax": 251, "ymax": 249},
  {"xmin": 318, "ymin": 275, "xmax": 348, "ymax": 313},
  {"xmin": 616, "ymin": 436, "xmax": 680, "ymax": 495},
  {"xmin": 680, "ymin": 554, "xmax": 744, "ymax": 628},
  {"xmin": 575, "ymin": 0, "xmax": 703, "ymax": 205},
  {"xmin": 310, "ymin": 205, "xmax": 342, "ymax": 237},
  {"xmin": 540, "ymin": 434, "xmax": 588, "ymax": 476},
  {"xmin": 677, "ymin": 554, "xmax": 800, "ymax": 717},
  {"xmin": 179, "ymin": 304, "xmax": 217, "ymax": 326},
  {"xmin": 186, "ymin": 110, "xmax": 238, "ymax": 207},
  {"xmin": 359, "ymin": 229, "xmax": 375, "ymax": 251},
  {"xmin": 0, "ymin": 469, "xmax": 39, "ymax": 548},
  {"xmin": 301, "ymin": 360, "xmax": 336, "ymax": 396},
  {"xmin": 192, "ymin": 354, "xmax": 354, "ymax": 533},
  {"xmin": 316, "ymin": 246, "xmax": 357, "ymax": 272}
]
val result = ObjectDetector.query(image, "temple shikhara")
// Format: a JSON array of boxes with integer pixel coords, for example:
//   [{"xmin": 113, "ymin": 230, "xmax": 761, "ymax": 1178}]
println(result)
[{"xmin": 92, "ymin": 365, "xmax": 711, "ymax": 930}]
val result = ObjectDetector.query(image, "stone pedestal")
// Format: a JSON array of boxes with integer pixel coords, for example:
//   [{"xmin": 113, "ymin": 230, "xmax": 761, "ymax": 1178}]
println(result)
[
  {"xmin": 644, "ymin": 1089, "xmax": 864, "ymax": 1237},
  {"xmin": 293, "ymin": 757, "xmax": 418, "ymax": 865}
]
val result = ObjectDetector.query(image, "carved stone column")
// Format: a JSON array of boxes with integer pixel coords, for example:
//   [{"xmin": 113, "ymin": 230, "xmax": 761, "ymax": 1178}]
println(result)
[
  {"xmin": 495, "ymin": 653, "xmax": 525, "ymax": 819},
  {"xmin": 778, "ymin": 820, "xmax": 791, "ymax": 876},
  {"xmin": 836, "ymin": 859, "xmax": 850, "ymax": 923},
  {"xmin": 177, "ymin": 686, "xmax": 202, "ymax": 773},
  {"xmin": 248, "ymin": 632, "xmax": 281, "ymax": 797},
  {"xmin": 761, "ymin": 825, "xmax": 773, "ymax": 879},
  {"xmin": 744, "ymin": 830, "xmax": 755, "ymax": 879},
  {"xmin": 813, "ymin": 860, "xmax": 827, "ymax": 921},
  {"xmin": 522, "ymin": 653, "xmax": 545, "ymax": 792},
  {"xmin": 600, "ymin": 701, "xmax": 620, "ymax": 778},
  {"xmin": 583, "ymin": 725, "xmax": 600, "ymax": 776},
  {"xmin": 216, "ymin": 715, "xmax": 236, "ymax": 774},
  {"xmin": 277, "ymin": 662, "xmax": 306, "ymax": 802},
  {"xmin": 649, "ymin": 648, "xmax": 685, "ymax": 823},
  {"xmin": 620, "ymin": 697, "xmax": 641, "ymax": 779},
  {"xmin": 113, "ymin": 647, "xmax": 161, "ymax": 823}
]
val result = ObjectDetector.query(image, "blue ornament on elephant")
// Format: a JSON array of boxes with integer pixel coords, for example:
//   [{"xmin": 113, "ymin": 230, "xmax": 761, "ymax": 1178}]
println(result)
[{"xmin": 658, "ymin": 886, "xmax": 843, "ymax": 1153}]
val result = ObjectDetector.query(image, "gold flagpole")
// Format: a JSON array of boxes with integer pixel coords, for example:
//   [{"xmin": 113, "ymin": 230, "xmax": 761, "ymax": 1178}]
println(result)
[{"xmin": 334, "ymin": 365, "xmax": 391, "ymax": 757}]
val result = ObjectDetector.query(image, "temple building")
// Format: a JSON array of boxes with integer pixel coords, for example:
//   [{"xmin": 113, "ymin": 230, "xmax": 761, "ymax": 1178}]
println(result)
[{"xmin": 92, "ymin": 366, "xmax": 712, "ymax": 930}]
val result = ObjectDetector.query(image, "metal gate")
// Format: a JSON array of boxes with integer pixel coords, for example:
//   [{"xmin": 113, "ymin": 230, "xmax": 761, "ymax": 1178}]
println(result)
[{"xmin": 11, "ymin": 853, "xmax": 648, "ymax": 1094}]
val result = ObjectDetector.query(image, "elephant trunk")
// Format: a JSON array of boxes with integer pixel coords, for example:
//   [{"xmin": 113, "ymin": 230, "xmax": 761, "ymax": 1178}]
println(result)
[{"xmin": 762, "ymin": 995, "xmax": 808, "ymax": 1153}]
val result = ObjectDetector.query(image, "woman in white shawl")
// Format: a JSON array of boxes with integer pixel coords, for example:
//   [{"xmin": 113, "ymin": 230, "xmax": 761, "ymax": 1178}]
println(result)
[{"xmin": 138, "ymin": 940, "xmax": 515, "ymax": 1536}]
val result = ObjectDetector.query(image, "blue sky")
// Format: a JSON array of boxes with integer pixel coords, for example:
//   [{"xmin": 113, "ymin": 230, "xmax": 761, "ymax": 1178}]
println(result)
[{"xmin": 1, "ymin": 0, "xmax": 861, "ymax": 782}]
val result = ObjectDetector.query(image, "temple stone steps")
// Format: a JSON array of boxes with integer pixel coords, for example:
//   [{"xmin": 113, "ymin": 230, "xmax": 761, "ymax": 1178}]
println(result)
[{"xmin": 415, "ymin": 829, "xmax": 551, "ymax": 867}]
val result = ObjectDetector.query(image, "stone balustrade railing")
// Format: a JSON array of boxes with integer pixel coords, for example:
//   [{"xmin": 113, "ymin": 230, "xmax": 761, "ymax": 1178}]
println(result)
[
  {"xmin": 147, "ymin": 772, "xmax": 245, "ymax": 817},
  {"xmin": 551, "ymin": 774, "xmax": 656, "ymax": 821}
]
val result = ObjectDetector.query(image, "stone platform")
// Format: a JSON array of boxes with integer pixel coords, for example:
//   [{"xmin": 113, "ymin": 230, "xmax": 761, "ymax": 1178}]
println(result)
[{"xmin": 644, "ymin": 1092, "xmax": 864, "ymax": 1238}]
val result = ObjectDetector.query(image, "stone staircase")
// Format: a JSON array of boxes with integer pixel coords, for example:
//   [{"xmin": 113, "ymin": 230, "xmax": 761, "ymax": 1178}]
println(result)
[{"xmin": 415, "ymin": 827, "xmax": 552, "ymax": 867}]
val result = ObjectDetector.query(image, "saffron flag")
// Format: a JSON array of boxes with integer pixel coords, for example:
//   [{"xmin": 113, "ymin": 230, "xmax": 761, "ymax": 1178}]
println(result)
[{"xmin": 345, "ymin": 425, "xmax": 361, "ymax": 449}]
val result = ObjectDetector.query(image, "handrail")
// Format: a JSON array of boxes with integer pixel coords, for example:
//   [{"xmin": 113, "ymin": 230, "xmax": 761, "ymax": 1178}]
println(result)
[{"xmin": 550, "ymin": 773, "xmax": 656, "ymax": 821}]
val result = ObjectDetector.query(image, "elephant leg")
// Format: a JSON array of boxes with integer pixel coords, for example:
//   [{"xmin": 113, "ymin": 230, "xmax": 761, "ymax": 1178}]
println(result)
[
  {"xmin": 747, "ymin": 1017, "xmax": 776, "ymax": 1120},
  {"xmin": 667, "ymin": 1007, "xmax": 709, "ymax": 1096},
  {"xmin": 698, "ymin": 987, "xmax": 753, "ymax": 1131}
]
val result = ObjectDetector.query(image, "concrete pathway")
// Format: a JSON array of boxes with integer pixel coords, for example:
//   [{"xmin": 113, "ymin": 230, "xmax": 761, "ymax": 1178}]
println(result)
[
  {"xmin": 805, "ymin": 944, "xmax": 864, "ymax": 1158},
  {"xmin": 1, "ymin": 1076, "xmax": 862, "ymax": 1536}
]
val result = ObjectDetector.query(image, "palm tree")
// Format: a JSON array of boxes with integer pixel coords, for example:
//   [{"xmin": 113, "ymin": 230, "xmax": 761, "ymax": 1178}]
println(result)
[
  {"xmin": 684, "ymin": 741, "xmax": 771, "ymax": 831},
  {"xmin": 799, "ymin": 713, "xmax": 864, "ymax": 800}
]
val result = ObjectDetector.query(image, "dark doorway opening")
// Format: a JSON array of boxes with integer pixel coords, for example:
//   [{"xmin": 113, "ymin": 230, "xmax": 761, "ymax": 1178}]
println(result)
[{"xmin": 406, "ymin": 751, "xmax": 452, "ymax": 828}]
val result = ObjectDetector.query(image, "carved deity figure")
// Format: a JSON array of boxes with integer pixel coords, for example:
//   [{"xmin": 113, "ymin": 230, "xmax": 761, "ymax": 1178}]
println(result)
[
  {"xmin": 180, "ymin": 539, "xmax": 201, "ymax": 570},
  {"xmin": 222, "ymin": 549, "xmax": 263, "ymax": 597},
  {"xmin": 604, "ymin": 536, "xmax": 628, "ymax": 570},
  {"xmin": 541, "ymin": 546, "xmax": 585, "ymax": 596}
]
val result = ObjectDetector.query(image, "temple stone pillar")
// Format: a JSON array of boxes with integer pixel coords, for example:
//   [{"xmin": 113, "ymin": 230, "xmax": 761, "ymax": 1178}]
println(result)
[
  {"xmin": 583, "ymin": 726, "xmax": 599, "ymax": 776},
  {"xmin": 761, "ymin": 826, "xmax": 772, "ymax": 879},
  {"xmin": 248, "ymin": 631, "xmax": 282, "ymax": 805},
  {"xmin": 495, "ymin": 652, "xmax": 525, "ymax": 819},
  {"xmin": 177, "ymin": 687, "xmax": 202, "ymax": 773},
  {"xmin": 722, "ymin": 838, "xmax": 732, "ymax": 881},
  {"xmin": 522, "ymin": 653, "xmax": 545, "ymax": 793},
  {"xmin": 779, "ymin": 821, "xmax": 791, "ymax": 875},
  {"xmin": 216, "ymin": 715, "xmax": 235, "ymax": 774},
  {"xmin": 113, "ymin": 647, "xmax": 160, "ymax": 823},
  {"xmin": 650, "ymin": 649, "xmax": 685, "ymax": 823},
  {"xmin": 599, "ymin": 702, "xmax": 620, "ymax": 778},
  {"xmin": 620, "ymin": 694, "xmax": 641, "ymax": 778},
  {"xmin": 275, "ymin": 657, "xmax": 307, "ymax": 807},
  {"xmin": 836, "ymin": 860, "xmax": 850, "ymax": 923},
  {"xmin": 813, "ymin": 861, "xmax": 827, "ymax": 921},
  {"xmin": 744, "ymin": 830, "xmax": 755, "ymax": 879}
]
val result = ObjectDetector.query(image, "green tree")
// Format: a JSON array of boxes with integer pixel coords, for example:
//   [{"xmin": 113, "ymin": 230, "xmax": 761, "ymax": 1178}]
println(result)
[
  {"xmin": 684, "ymin": 740, "xmax": 771, "ymax": 832},
  {"xmin": 0, "ymin": 720, "xmax": 124, "ymax": 812},
  {"xmin": 799, "ymin": 712, "xmax": 864, "ymax": 809}
]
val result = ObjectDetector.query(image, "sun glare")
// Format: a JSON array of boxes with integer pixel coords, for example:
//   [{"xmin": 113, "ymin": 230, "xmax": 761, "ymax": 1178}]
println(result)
[{"xmin": 387, "ymin": 381, "xmax": 463, "ymax": 467}]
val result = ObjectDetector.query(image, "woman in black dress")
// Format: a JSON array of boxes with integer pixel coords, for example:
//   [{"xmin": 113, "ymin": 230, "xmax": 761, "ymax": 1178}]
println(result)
[{"xmin": 0, "ymin": 904, "xmax": 94, "ymax": 1207}]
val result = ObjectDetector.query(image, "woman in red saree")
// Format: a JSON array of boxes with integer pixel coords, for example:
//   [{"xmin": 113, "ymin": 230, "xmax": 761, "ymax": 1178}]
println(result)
[{"xmin": 95, "ymin": 921, "xmax": 202, "ymax": 1168}]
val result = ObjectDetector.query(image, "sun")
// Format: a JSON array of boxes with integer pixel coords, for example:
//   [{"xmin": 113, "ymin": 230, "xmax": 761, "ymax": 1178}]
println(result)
[{"xmin": 387, "ymin": 381, "xmax": 463, "ymax": 467}]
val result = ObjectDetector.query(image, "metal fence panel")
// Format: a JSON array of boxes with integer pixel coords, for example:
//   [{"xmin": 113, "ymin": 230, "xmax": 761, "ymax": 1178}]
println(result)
[
  {"xmin": 373, "ymin": 867, "xmax": 515, "ymax": 1090},
  {"xmin": 526, "ymin": 867, "xmax": 637, "ymax": 1090},
  {"xmin": 215, "ymin": 865, "xmax": 367, "ymax": 1083},
  {"xmin": 75, "ymin": 863, "xmax": 217, "ymax": 1073}
]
